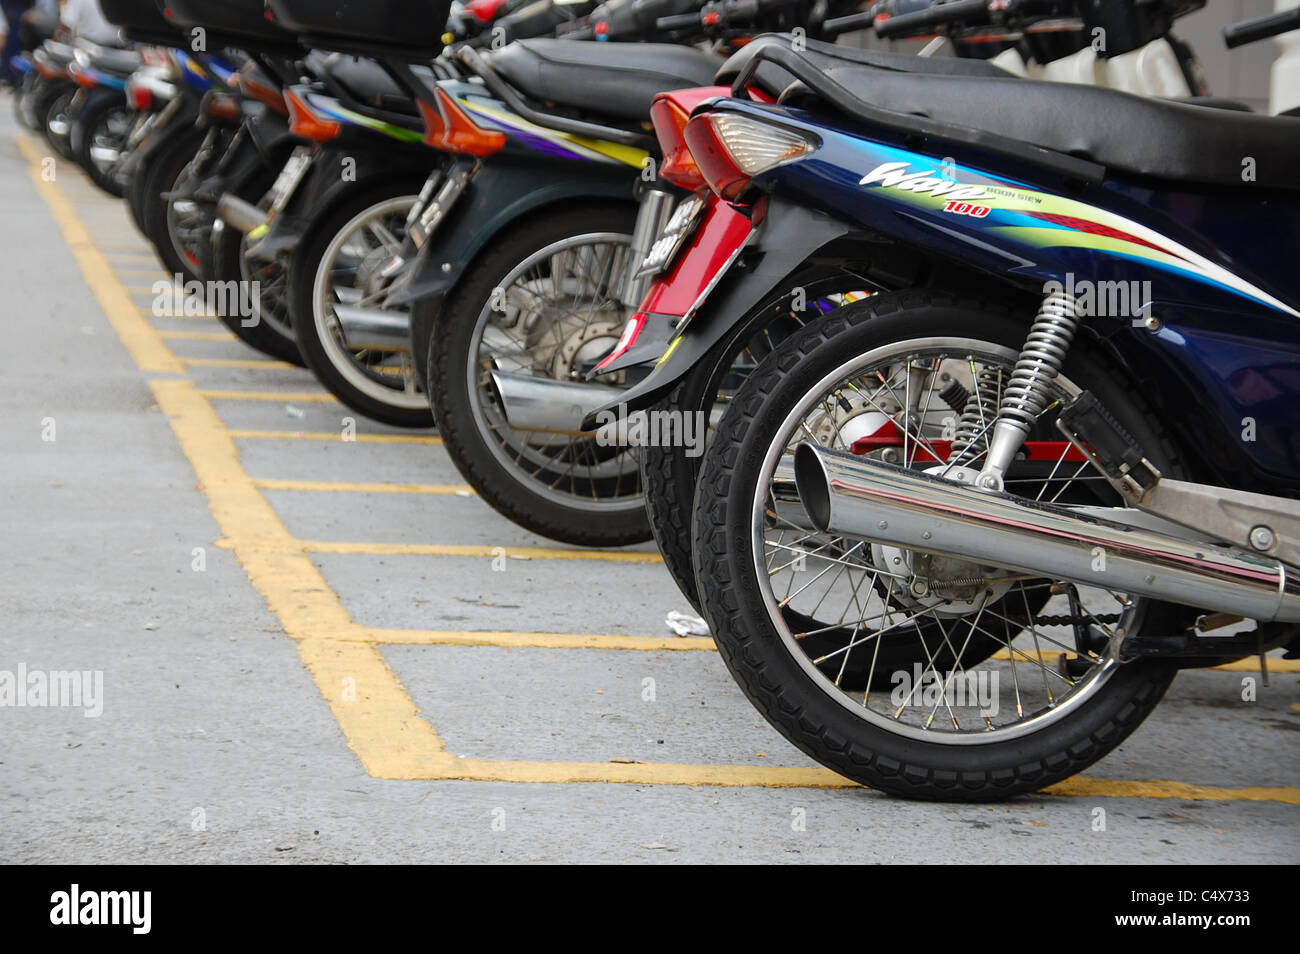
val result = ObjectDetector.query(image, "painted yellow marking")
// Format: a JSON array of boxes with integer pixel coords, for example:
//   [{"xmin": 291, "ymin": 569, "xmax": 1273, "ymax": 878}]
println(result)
[
  {"xmin": 151, "ymin": 379, "xmax": 449, "ymax": 778},
  {"xmin": 200, "ymin": 389, "xmax": 339, "ymax": 403},
  {"xmin": 348, "ymin": 627, "xmax": 713, "ymax": 652},
  {"xmin": 991, "ymin": 648, "xmax": 1300, "ymax": 674},
  {"xmin": 1043, "ymin": 778, "xmax": 1300, "ymax": 805},
  {"xmin": 17, "ymin": 137, "xmax": 183, "ymax": 375},
  {"xmin": 228, "ymin": 428, "xmax": 442, "ymax": 446},
  {"xmin": 160, "ymin": 330, "xmax": 238, "ymax": 342},
  {"xmin": 253, "ymin": 478, "xmax": 474, "ymax": 496},
  {"xmin": 298, "ymin": 539, "xmax": 664, "ymax": 563},
  {"xmin": 182, "ymin": 357, "xmax": 298, "ymax": 370}
]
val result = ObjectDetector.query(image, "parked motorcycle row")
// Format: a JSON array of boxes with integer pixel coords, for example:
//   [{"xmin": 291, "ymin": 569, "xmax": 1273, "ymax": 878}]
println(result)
[{"xmin": 13, "ymin": 0, "xmax": 1300, "ymax": 801}]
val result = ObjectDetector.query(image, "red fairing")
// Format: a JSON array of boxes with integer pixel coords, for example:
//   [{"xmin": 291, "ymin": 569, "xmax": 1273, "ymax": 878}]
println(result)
[
  {"xmin": 640, "ymin": 197, "xmax": 752, "ymax": 317},
  {"xmin": 465, "ymin": 0, "xmax": 510, "ymax": 23}
]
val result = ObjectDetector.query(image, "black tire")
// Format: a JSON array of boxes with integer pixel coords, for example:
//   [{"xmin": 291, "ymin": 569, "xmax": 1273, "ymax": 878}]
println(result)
[
  {"xmin": 71, "ymin": 90, "xmax": 129, "ymax": 197},
  {"xmin": 425, "ymin": 201, "xmax": 651, "ymax": 546},
  {"xmin": 36, "ymin": 80, "xmax": 76, "ymax": 160},
  {"xmin": 209, "ymin": 166, "xmax": 304, "ymax": 366},
  {"xmin": 643, "ymin": 280, "xmax": 877, "ymax": 614},
  {"xmin": 288, "ymin": 177, "xmax": 432, "ymax": 426},
  {"xmin": 140, "ymin": 125, "xmax": 207, "ymax": 282},
  {"xmin": 693, "ymin": 291, "xmax": 1181, "ymax": 800}
]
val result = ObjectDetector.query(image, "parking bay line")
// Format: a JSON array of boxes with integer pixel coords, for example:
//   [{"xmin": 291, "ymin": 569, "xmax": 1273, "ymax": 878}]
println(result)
[
  {"xmin": 182, "ymin": 357, "xmax": 300, "ymax": 371},
  {"xmin": 200, "ymin": 389, "xmax": 340, "ymax": 403},
  {"xmin": 160, "ymin": 330, "xmax": 238, "ymax": 342},
  {"xmin": 30, "ymin": 147, "xmax": 1294, "ymax": 800},
  {"xmin": 229, "ymin": 428, "xmax": 442, "ymax": 445},
  {"xmin": 253, "ymin": 478, "xmax": 475, "ymax": 496}
]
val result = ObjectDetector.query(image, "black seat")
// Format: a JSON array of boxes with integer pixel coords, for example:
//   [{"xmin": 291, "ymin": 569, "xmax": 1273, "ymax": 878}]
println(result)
[
  {"xmin": 488, "ymin": 39, "xmax": 721, "ymax": 122},
  {"xmin": 88, "ymin": 46, "xmax": 142, "ymax": 77},
  {"xmin": 718, "ymin": 34, "xmax": 1014, "ymax": 99},
  {"xmin": 775, "ymin": 45, "xmax": 1299, "ymax": 192},
  {"xmin": 312, "ymin": 52, "xmax": 434, "ymax": 116}
]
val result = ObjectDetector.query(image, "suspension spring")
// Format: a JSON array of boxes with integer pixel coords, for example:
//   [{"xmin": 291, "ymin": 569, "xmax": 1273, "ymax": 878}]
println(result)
[
  {"xmin": 997, "ymin": 293, "xmax": 1081, "ymax": 438},
  {"xmin": 952, "ymin": 366, "xmax": 1004, "ymax": 462}
]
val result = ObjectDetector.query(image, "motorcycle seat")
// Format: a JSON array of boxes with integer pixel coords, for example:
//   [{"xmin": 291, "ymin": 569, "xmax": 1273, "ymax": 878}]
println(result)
[
  {"xmin": 779, "ymin": 55, "xmax": 1300, "ymax": 192},
  {"xmin": 488, "ymin": 39, "xmax": 721, "ymax": 122},
  {"xmin": 312, "ymin": 52, "xmax": 435, "ymax": 117},
  {"xmin": 87, "ymin": 46, "xmax": 142, "ymax": 78},
  {"xmin": 717, "ymin": 34, "xmax": 1013, "ymax": 100}
]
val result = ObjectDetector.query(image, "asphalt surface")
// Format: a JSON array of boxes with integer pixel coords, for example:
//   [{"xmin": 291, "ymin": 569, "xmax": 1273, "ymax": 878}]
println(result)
[{"xmin": 1, "ymin": 96, "xmax": 1297, "ymax": 864}]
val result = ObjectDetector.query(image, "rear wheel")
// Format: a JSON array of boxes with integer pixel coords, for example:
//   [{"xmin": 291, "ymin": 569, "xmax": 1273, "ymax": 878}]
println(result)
[
  {"xmin": 209, "ymin": 168, "xmax": 303, "ymax": 366},
  {"xmin": 140, "ymin": 126, "xmax": 207, "ymax": 282},
  {"xmin": 642, "ymin": 280, "xmax": 877, "ymax": 614},
  {"xmin": 72, "ymin": 92, "xmax": 131, "ymax": 197},
  {"xmin": 694, "ymin": 292, "xmax": 1180, "ymax": 800},
  {"xmin": 289, "ymin": 179, "xmax": 430, "ymax": 426},
  {"xmin": 37, "ymin": 80, "xmax": 76, "ymax": 160},
  {"xmin": 426, "ymin": 202, "xmax": 650, "ymax": 546}
]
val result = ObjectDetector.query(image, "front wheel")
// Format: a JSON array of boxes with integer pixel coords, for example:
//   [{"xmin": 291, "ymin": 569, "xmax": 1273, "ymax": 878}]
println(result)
[
  {"xmin": 694, "ymin": 292, "xmax": 1180, "ymax": 800},
  {"xmin": 426, "ymin": 202, "xmax": 650, "ymax": 547}
]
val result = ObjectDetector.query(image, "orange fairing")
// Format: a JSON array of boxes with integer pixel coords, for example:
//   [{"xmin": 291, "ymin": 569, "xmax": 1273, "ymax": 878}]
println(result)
[
  {"xmin": 418, "ymin": 89, "xmax": 505, "ymax": 157},
  {"xmin": 285, "ymin": 88, "xmax": 341, "ymax": 142}
]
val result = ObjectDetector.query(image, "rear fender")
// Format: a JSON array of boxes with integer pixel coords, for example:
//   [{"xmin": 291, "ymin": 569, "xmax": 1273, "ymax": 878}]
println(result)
[
  {"xmin": 398, "ymin": 160, "xmax": 637, "ymax": 388},
  {"xmin": 579, "ymin": 198, "xmax": 854, "ymax": 428}
]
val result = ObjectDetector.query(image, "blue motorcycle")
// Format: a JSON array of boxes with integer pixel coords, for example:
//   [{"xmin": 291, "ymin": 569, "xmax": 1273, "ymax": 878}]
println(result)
[{"xmin": 610, "ymin": 4, "xmax": 1300, "ymax": 798}]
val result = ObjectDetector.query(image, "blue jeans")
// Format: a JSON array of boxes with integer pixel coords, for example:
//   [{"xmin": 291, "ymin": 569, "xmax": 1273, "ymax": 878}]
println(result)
[{"xmin": 1, "ymin": 1, "xmax": 35, "ymax": 85}]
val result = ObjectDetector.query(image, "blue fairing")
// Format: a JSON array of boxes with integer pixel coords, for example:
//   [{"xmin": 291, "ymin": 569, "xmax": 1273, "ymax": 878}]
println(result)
[{"xmin": 718, "ymin": 98, "xmax": 1300, "ymax": 492}]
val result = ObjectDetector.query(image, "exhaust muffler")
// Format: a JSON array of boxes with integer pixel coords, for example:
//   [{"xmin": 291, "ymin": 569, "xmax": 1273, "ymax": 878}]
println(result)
[
  {"xmin": 331, "ymin": 304, "xmax": 410, "ymax": 352},
  {"xmin": 215, "ymin": 193, "xmax": 268, "ymax": 235},
  {"xmin": 491, "ymin": 371, "xmax": 626, "ymax": 436},
  {"xmin": 794, "ymin": 444, "xmax": 1300, "ymax": 623}
]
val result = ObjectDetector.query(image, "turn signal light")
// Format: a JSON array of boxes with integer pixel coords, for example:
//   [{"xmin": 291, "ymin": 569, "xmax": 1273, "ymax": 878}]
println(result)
[
  {"xmin": 418, "ymin": 88, "xmax": 504, "ymax": 157},
  {"xmin": 683, "ymin": 112, "xmax": 815, "ymax": 202},
  {"xmin": 285, "ymin": 88, "xmax": 342, "ymax": 142}
]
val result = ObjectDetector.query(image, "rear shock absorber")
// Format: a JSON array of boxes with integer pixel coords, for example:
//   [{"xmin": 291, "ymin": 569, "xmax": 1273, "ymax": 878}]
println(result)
[
  {"xmin": 951, "ymin": 366, "xmax": 1003, "ymax": 464},
  {"xmin": 977, "ymin": 292, "xmax": 1081, "ymax": 489}
]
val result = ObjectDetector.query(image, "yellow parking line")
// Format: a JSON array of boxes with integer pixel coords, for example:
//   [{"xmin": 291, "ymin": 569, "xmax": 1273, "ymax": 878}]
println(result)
[
  {"xmin": 299, "ymin": 539, "xmax": 664, "ymax": 563},
  {"xmin": 228, "ymin": 428, "xmax": 442, "ymax": 445},
  {"xmin": 990, "ymin": 648, "xmax": 1300, "ymax": 674},
  {"xmin": 18, "ymin": 137, "xmax": 183, "ymax": 375},
  {"xmin": 348, "ymin": 627, "xmax": 713, "ymax": 652},
  {"xmin": 200, "ymin": 389, "xmax": 338, "ymax": 403},
  {"xmin": 182, "ymin": 357, "xmax": 299, "ymax": 370},
  {"xmin": 160, "ymin": 330, "xmax": 238, "ymax": 342},
  {"xmin": 254, "ymin": 478, "xmax": 474, "ymax": 496}
]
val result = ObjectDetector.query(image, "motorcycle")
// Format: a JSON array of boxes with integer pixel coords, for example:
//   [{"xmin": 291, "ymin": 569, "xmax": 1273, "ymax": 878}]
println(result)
[
  {"xmin": 581, "ymin": 0, "xmax": 1230, "ymax": 613},
  {"xmin": 629, "ymin": 4, "xmax": 1298, "ymax": 798}
]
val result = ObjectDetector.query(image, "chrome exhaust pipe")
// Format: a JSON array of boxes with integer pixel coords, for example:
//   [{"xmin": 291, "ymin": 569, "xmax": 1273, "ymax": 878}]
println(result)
[
  {"xmin": 490, "ymin": 371, "xmax": 626, "ymax": 436},
  {"xmin": 332, "ymin": 305, "xmax": 410, "ymax": 352},
  {"xmin": 794, "ymin": 444, "xmax": 1300, "ymax": 623},
  {"xmin": 215, "ymin": 193, "xmax": 268, "ymax": 235}
]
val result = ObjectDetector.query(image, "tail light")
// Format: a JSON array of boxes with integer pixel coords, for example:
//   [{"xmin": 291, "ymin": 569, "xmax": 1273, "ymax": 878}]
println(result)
[
  {"xmin": 126, "ymin": 80, "xmax": 153, "ymax": 110},
  {"xmin": 649, "ymin": 99, "xmax": 702, "ymax": 189},
  {"xmin": 202, "ymin": 90, "xmax": 241, "ymax": 122},
  {"xmin": 236, "ymin": 70, "xmax": 288, "ymax": 116},
  {"xmin": 70, "ymin": 63, "xmax": 98, "ymax": 88},
  {"xmin": 683, "ymin": 112, "xmax": 816, "ymax": 202},
  {"xmin": 285, "ymin": 88, "xmax": 342, "ymax": 142},
  {"xmin": 417, "ymin": 89, "xmax": 505, "ymax": 157}
]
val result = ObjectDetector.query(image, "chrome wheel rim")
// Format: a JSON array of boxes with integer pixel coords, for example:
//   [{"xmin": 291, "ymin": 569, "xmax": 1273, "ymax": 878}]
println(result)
[
  {"xmin": 749, "ymin": 335, "xmax": 1139, "ymax": 745},
  {"xmin": 465, "ymin": 232, "xmax": 643, "ymax": 512},
  {"xmin": 312, "ymin": 195, "xmax": 425, "ymax": 410}
]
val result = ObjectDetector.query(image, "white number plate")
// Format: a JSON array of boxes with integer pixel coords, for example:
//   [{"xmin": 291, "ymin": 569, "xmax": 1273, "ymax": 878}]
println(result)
[
  {"xmin": 637, "ymin": 194, "xmax": 707, "ymax": 278},
  {"xmin": 266, "ymin": 148, "xmax": 313, "ymax": 218}
]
